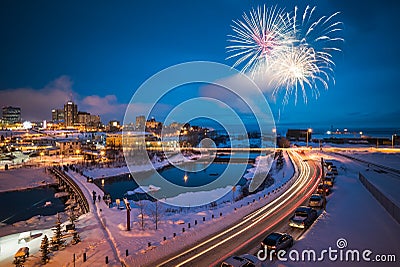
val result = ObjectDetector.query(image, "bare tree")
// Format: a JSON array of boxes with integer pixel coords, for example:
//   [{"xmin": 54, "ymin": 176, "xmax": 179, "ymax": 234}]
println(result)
[
  {"xmin": 137, "ymin": 200, "xmax": 146, "ymax": 230},
  {"xmin": 150, "ymin": 200, "xmax": 162, "ymax": 230}
]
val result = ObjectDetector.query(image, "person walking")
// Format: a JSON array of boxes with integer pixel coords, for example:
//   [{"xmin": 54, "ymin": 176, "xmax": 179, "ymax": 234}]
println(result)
[{"xmin": 92, "ymin": 191, "xmax": 97, "ymax": 204}]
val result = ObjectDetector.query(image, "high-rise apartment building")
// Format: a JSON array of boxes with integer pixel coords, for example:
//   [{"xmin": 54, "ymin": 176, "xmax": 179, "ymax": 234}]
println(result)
[
  {"xmin": 77, "ymin": 111, "xmax": 101, "ymax": 127},
  {"xmin": 2, "ymin": 106, "xmax": 21, "ymax": 124},
  {"xmin": 51, "ymin": 109, "xmax": 65, "ymax": 123},
  {"xmin": 64, "ymin": 101, "xmax": 77, "ymax": 127}
]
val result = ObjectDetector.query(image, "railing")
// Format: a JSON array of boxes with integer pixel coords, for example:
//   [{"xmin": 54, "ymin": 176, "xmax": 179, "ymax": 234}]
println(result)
[
  {"xmin": 335, "ymin": 152, "xmax": 400, "ymax": 176},
  {"xmin": 50, "ymin": 167, "xmax": 90, "ymax": 214}
]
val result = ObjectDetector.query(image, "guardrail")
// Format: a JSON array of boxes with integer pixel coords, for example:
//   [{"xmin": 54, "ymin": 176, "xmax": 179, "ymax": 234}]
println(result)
[
  {"xmin": 334, "ymin": 152, "xmax": 400, "ymax": 176},
  {"xmin": 50, "ymin": 167, "xmax": 90, "ymax": 214},
  {"xmin": 359, "ymin": 172, "xmax": 400, "ymax": 224}
]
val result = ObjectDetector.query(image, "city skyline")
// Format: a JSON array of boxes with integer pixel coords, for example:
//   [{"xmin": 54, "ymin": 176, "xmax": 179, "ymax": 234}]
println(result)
[{"xmin": 0, "ymin": 0, "xmax": 399, "ymax": 129}]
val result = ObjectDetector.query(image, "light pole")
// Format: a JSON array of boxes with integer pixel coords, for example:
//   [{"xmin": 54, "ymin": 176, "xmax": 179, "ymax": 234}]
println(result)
[
  {"xmin": 306, "ymin": 128, "xmax": 312, "ymax": 147},
  {"xmin": 123, "ymin": 198, "xmax": 131, "ymax": 231},
  {"xmin": 321, "ymin": 157, "xmax": 326, "ymax": 210},
  {"xmin": 75, "ymin": 149, "xmax": 81, "ymax": 165},
  {"xmin": 392, "ymin": 134, "xmax": 397, "ymax": 148}
]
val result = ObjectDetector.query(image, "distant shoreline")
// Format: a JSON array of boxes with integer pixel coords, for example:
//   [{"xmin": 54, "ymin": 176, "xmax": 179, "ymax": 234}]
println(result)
[
  {"xmin": 0, "ymin": 167, "xmax": 58, "ymax": 193},
  {"xmin": 0, "ymin": 182, "xmax": 58, "ymax": 194}
]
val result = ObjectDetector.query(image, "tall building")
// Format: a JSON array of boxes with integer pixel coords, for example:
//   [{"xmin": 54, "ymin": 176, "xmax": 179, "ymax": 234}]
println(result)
[
  {"xmin": 77, "ymin": 111, "xmax": 101, "ymax": 127},
  {"xmin": 51, "ymin": 109, "xmax": 64, "ymax": 123},
  {"xmin": 107, "ymin": 120, "xmax": 121, "ymax": 132},
  {"xmin": 2, "ymin": 106, "xmax": 21, "ymax": 124},
  {"xmin": 64, "ymin": 101, "xmax": 77, "ymax": 127},
  {"xmin": 145, "ymin": 117, "xmax": 162, "ymax": 135},
  {"xmin": 136, "ymin": 115, "xmax": 146, "ymax": 130}
]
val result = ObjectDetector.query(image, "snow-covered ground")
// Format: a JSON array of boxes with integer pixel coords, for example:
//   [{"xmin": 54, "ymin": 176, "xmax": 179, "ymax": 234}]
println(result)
[
  {"xmin": 339, "ymin": 149, "xmax": 400, "ymax": 170},
  {"xmin": 0, "ymin": 227, "xmax": 54, "ymax": 264},
  {"xmin": 270, "ymin": 151, "xmax": 400, "ymax": 266},
  {"xmin": 72, "ymin": 151, "xmax": 295, "ymax": 267},
  {"xmin": 0, "ymin": 151, "xmax": 295, "ymax": 266},
  {"xmin": 0, "ymin": 167, "xmax": 56, "ymax": 193},
  {"xmin": 361, "ymin": 169, "xmax": 400, "ymax": 209},
  {"xmin": 2, "ymin": 149, "xmax": 399, "ymax": 266}
]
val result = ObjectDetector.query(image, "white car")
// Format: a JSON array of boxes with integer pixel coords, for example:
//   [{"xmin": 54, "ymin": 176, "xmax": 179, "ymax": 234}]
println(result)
[
  {"xmin": 221, "ymin": 254, "xmax": 263, "ymax": 267},
  {"xmin": 308, "ymin": 194, "xmax": 324, "ymax": 207}
]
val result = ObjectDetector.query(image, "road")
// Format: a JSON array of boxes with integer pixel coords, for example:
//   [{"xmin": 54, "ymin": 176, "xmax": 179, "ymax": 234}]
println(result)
[{"xmin": 156, "ymin": 151, "xmax": 322, "ymax": 267}]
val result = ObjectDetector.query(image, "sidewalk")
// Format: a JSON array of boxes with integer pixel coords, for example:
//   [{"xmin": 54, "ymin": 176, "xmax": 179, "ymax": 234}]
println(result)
[{"xmin": 64, "ymin": 170, "xmax": 122, "ymax": 266}]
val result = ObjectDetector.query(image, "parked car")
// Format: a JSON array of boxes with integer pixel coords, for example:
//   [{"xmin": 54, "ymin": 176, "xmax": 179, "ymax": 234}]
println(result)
[
  {"xmin": 325, "ymin": 171, "xmax": 335, "ymax": 179},
  {"xmin": 221, "ymin": 254, "xmax": 262, "ymax": 267},
  {"xmin": 289, "ymin": 206, "xmax": 318, "ymax": 229},
  {"xmin": 308, "ymin": 194, "xmax": 324, "ymax": 207},
  {"xmin": 260, "ymin": 232, "xmax": 293, "ymax": 253},
  {"xmin": 317, "ymin": 183, "xmax": 331, "ymax": 195},
  {"xmin": 325, "ymin": 161, "xmax": 333, "ymax": 167},
  {"xmin": 323, "ymin": 177, "xmax": 335, "ymax": 187},
  {"xmin": 330, "ymin": 166, "xmax": 338, "ymax": 175}
]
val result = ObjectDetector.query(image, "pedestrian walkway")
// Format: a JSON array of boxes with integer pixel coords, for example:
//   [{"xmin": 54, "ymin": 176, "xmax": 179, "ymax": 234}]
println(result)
[{"xmin": 64, "ymin": 170, "xmax": 122, "ymax": 266}]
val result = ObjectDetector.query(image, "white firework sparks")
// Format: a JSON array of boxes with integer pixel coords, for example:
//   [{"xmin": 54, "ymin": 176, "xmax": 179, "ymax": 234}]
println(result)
[
  {"xmin": 271, "ymin": 46, "xmax": 327, "ymax": 105},
  {"xmin": 226, "ymin": 5, "xmax": 294, "ymax": 75},
  {"xmin": 293, "ymin": 5, "xmax": 343, "ymax": 53},
  {"xmin": 226, "ymin": 5, "xmax": 343, "ymax": 104}
]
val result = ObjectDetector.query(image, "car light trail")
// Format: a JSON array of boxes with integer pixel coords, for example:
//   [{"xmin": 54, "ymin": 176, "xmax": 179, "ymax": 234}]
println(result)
[
  {"xmin": 157, "ymin": 151, "xmax": 321, "ymax": 267},
  {"xmin": 209, "ymin": 160, "xmax": 320, "ymax": 266}
]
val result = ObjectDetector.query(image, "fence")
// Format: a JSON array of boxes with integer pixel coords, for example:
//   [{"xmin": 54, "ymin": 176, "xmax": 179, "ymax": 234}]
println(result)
[{"xmin": 50, "ymin": 167, "xmax": 90, "ymax": 214}]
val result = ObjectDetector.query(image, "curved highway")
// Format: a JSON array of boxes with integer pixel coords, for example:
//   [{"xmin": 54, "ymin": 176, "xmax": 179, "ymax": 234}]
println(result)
[{"xmin": 155, "ymin": 151, "xmax": 322, "ymax": 267}]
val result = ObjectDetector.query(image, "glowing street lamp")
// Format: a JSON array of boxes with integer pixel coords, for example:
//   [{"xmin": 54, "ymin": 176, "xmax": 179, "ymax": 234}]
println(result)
[
  {"xmin": 306, "ymin": 128, "xmax": 312, "ymax": 147},
  {"xmin": 392, "ymin": 134, "xmax": 397, "ymax": 148}
]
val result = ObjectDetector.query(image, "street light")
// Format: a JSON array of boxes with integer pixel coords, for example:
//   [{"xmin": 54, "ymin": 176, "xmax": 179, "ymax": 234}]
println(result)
[
  {"xmin": 306, "ymin": 128, "xmax": 312, "ymax": 147},
  {"xmin": 392, "ymin": 134, "xmax": 397, "ymax": 148}
]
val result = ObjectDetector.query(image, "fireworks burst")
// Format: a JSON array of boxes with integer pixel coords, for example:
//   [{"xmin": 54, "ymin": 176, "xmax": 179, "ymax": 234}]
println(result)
[
  {"xmin": 271, "ymin": 46, "xmax": 324, "ymax": 105},
  {"xmin": 226, "ymin": 5, "xmax": 294, "ymax": 75},
  {"xmin": 226, "ymin": 5, "xmax": 343, "ymax": 104}
]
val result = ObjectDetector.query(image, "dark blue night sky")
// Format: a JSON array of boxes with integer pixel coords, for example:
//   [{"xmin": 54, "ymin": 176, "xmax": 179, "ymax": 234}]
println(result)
[{"xmin": 0, "ymin": 0, "xmax": 399, "ymax": 131}]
